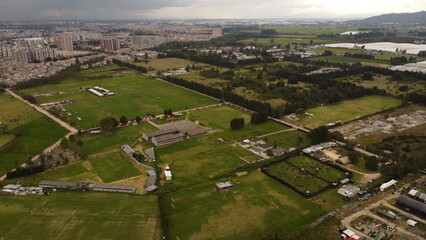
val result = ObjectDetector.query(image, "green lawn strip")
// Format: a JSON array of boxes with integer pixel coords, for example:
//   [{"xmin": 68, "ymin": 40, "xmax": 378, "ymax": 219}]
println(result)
[
  {"xmin": 263, "ymin": 130, "xmax": 310, "ymax": 149},
  {"xmin": 89, "ymin": 152, "xmax": 142, "ymax": 183},
  {"xmin": 188, "ymin": 105, "xmax": 251, "ymax": 130},
  {"xmin": 309, "ymin": 55, "xmax": 390, "ymax": 65},
  {"xmin": 164, "ymin": 171, "xmax": 325, "ymax": 240},
  {"xmin": 0, "ymin": 94, "xmax": 41, "ymax": 130},
  {"xmin": 0, "ymin": 192, "xmax": 161, "ymax": 240}
]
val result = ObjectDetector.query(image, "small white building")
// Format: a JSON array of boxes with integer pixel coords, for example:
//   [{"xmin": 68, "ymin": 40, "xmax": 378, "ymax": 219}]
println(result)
[
  {"xmin": 338, "ymin": 184, "xmax": 360, "ymax": 198},
  {"xmin": 380, "ymin": 179, "xmax": 397, "ymax": 191},
  {"xmin": 164, "ymin": 166, "xmax": 172, "ymax": 181}
]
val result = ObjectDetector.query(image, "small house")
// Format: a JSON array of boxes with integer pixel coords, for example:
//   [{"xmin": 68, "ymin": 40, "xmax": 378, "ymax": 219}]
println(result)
[
  {"xmin": 259, "ymin": 142, "xmax": 274, "ymax": 151},
  {"xmin": 337, "ymin": 156, "xmax": 351, "ymax": 165},
  {"xmin": 338, "ymin": 184, "xmax": 360, "ymax": 198},
  {"xmin": 271, "ymin": 147, "xmax": 287, "ymax": 157},
  {"xmin": 164, "ymin": 166, "xmax": 172, "ymax": 181}
]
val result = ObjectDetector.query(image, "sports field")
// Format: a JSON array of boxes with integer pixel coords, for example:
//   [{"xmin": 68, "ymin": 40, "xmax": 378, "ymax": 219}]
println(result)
[
  {"xmin": 289, "ymin": 95, "xmax": 402, "ymax": 129},
  {"xmin": 164, "ymin": 171, "xmax": 325, "ymax": 240},
  {"xmin": 19, "ymin": 67, "xmax": 217, "ymax": 129},
  {"xmin": 0, "ymin": 94, "xmax": 68, "ymax": 177},
  {"xmin": 0, "ymin": 192, "xmax": 161, "ymax": 240}
]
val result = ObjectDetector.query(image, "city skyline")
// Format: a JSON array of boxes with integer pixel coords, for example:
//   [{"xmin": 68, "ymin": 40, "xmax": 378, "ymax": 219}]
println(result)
[{"xmin": 0, "ymin": 0, "xmax": 425, "ymax": 21}]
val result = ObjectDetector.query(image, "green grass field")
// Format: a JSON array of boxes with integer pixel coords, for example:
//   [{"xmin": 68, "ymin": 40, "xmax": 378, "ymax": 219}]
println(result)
[
  {"xmin": 164, "ymin": 171, "xmax": 325, "ymax": 240},
  {"xmin": 309, "ymin": 55, "xmax": 390, "ymax": 66},
  {"xmin": 263, "ymin": 130, "xmax": 310, "ymax": 149},
  {"xmin": 89, "ymin": 152, "xmax": 142, "ymax": 183},
  {"xmin": 264, "ymin": 161, "xmax": 330, "ymax": 193},
  {"xmin": 290, "ymin": 95, "xmax": 402, "ymax": 129},
  {"xmin": 0, "ymin": 115, "xmax": 68, "ymax": 177},
  {"xmin": 19, "ymin": 68, "xmax": 217, "ymax": 129},
  {"xmin": 287, "ymin": 156, "xmax": 347, "ymax": 182},
  {"xmin": 4, "ymin": 151, "xmax": 143, "ymax": 185},
  {"xmin": 188, "ymin": 105, "xmax": 251, "ymax": 130},
  {"xmin": 72, "ymin": 123, "xmax": 156, "ymax": 155},
  {"xmin": 0, "ymin": 94, "xmax": 40, "ymax": 130},
  {"xmin": 156, "ymin": 105, "xmax": 289, "ymax": 186},
  {"xmin": 0, "ymin": 192, "xmax": 161, "ymax": 240}
]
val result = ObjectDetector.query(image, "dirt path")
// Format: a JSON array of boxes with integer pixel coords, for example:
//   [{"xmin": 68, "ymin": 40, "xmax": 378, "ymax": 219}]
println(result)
[
  {"xmin": 336, "ymin": 163, "xmax": 381, "ymax": 184},
  {"xmin": 6, "ymin": 89, "xmax": 78, "ymax": 133}
]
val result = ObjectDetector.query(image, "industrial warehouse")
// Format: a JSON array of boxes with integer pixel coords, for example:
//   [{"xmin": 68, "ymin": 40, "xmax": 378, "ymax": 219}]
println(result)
[{"xmin": 38, "ymin": 180, "xmax": 136, "ymax": 193}]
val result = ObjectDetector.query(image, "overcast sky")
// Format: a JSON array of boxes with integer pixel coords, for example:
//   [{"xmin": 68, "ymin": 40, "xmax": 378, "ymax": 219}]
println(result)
[{"xmin": 0, "ymin": 0, "xmax": 424, "ymax": 21}]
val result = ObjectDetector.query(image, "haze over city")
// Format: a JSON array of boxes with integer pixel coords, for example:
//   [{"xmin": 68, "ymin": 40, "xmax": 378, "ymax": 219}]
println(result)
[{"xmin": 0, "ymin": 0, "xmax": 425, "ymax": 20}]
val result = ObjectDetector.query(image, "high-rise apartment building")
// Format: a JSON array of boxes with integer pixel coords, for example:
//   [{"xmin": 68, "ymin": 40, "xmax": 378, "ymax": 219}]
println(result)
[
  {"xmin": 60, "ymin": 34, "xmax": 73, "ymax": 51},
  {"xmin": 100, "ymin": 39, "xmax": 120, "ymax": 51}
]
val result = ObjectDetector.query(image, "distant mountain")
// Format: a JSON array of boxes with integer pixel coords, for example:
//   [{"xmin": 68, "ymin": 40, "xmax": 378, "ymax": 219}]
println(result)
[{"xmin": 352, "ymin": 11, "xmax": 426, "ymax": 25}]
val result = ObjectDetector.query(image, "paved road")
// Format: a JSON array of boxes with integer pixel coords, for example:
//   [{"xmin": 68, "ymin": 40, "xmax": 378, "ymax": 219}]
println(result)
[{"xmin": 6, "ymin": 89, "xmax": 78, "ymax": 133}]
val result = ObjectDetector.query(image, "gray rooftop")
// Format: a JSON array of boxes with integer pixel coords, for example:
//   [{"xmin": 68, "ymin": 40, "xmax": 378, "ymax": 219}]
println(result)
[
  {"xmin": 143, "ymin": 147, "xmax": 156, "ymax": 162},
  {"xmin": 88, "ymin": 183, "xmax": 135, "ymax": 191},
  {"xmin": 39, "ymin": 180, "xmax": 78, "ymax": 188}
]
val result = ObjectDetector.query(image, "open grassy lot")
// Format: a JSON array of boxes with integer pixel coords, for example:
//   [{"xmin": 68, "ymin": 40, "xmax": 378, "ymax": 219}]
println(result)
[
  {"xmin": 4, "ymin": 151, "xmax": 144, "ymax": 185},
  {"xmin": 0, "ymin": 94, "xmax": 40, "ymax": 130},
  {"xmin": 72, "ymin": 123, "xmax": 156, "ymax": 155},
  {"xmin": 188, "ymin": 105, "xmax": 251, "ymax": 130},
  {"xmin": 130, "ymin": 58, "xmax": 208, "ymax": 71},
  {"xmin": 4, "ymin": 161, "xmax": 102, "ymax": 185},
  {"xmin": 264, "ymin": 161, "xmax": 330, "ymax": 193},
  {"xmin": 289, "ymin": 95, "xmax": 402, "ymax": 129},
  {"xmin": 156, "ymin": 105, "xmax": 289, "ymax": 186},
  {"xmin": 0, "ymin": 115, "xmax": 68, "ymax": 177},
  {"xmin": 263, "ymin": 130, "xmax": 310, "ymax": 149},
  {"xmin": 342, "ymin": 74, "xmax": 425, "ymax": 96},
  {"xmin": 156, "ymin": 134, "xmax": 256, "ymax": 186},
  {"xmin": 287, "ymin": 156, "xmax": 347, "ymax": 182},
  {"xmin": 0, "ymin": 134, "xmax": 15, "ymax": 148},
  {"xmin": 19, "ymin": 68, "xmax": 217, "ymax": 129},
  {"xmin": 243, "ymin": 26, "xmax": 353, "ymax": 35},
  {"xmin": 164, "ymin": 171, "xmax": 325, "ymax": 240},
  {"xmin": 0, "ymin": 192, "xmax": 161, "ymax": 240},
  {"xmin": 309, "ymin": 55, "xmax": 390, "ymax": 66},
  {"xmin": 89, "ymin": 152, "xmax": 142, "ymax": 183}
]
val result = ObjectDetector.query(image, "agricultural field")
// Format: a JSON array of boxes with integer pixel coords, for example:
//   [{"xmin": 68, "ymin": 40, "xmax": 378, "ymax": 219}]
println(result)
[
  {"xmin": 264, "ymin": 160, "xmax": 330, "ymax": 193},
  {"xmin": 0, "ymin": 94, "xmax": 68, "ymax": 177},
  {"xmin": 243, "ymin": 26, "xmax": 354, "ymax": 35},
  {"xmin": 130, "ymin": 58, "xmax": 208, "ymax": 71},
  {"xmin": 19, "ymin": 67, "xmax": 217, "ymax": 129},
  {"xmin": 163, "ymin": 171, "xmax": 325, "ymax": 240},
  {"xmin": 286, "ymin": 156, "xmax": 347, "ymax": 182},
  {"xmin": 309, "ymin": 55, "xmax": 391, "ymax": 66},
  {"xmin": 341, "ymin": 74, "xmax": 425, "ymax": 96},
  {"xmin": 286, "ymin": 95, "xmax": 402, "ymax": 129},
  {"xmin": 4, "ymin": 151, "xmax": 145, "ymax": 186},
  {"xmin": 0, "ymin": 192, "xmax": 161, "ymax": 240}
]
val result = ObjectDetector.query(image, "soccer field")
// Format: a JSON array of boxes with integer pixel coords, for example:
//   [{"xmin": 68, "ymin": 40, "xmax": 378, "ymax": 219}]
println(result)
[
  {"xmin": 19, "ymin": 67, "xmax": 218, "ymax": 129},
  {"xmin": 0, "ymin": 192, "xmax": 162, "ymax": 240}
]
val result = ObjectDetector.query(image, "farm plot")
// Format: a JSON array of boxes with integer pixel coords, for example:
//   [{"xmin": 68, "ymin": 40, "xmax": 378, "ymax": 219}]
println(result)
[
  {"xmin": 263, "ymin": 160, "xmax": 330, "ymax": 194},
  {"xmin": 163, "ymin": 171, "xmax": 325, "ymax": 240},
  {"xmin": 130, "ymin": 58, "xmax": 208, "ymax": 71},
  {"xmin": 19, "ymin": 67, "xmax": 217, "ymax": 129},
  {"xmin": 287, "ymin": 156, "xmax": 347, "ymax": 182},
  {"xmin": 284, "ymin": 95, "xmax": 402, "ymax": 129},
  {"xmin": 0, "ymin": 192, "xmax": 161, "ymax": 240}
]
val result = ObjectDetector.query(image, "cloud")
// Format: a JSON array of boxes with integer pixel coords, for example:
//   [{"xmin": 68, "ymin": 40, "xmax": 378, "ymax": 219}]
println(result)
[{"xmin": 0, "ymin": 0, "xmax": 424, "ymax": 20}]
